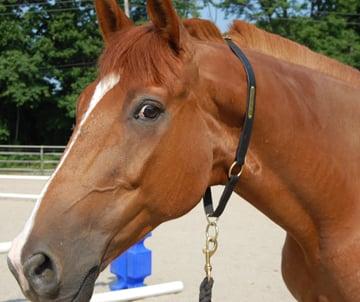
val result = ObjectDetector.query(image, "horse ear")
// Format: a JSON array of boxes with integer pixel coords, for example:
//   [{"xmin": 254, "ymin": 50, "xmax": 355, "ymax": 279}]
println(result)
[
  {"xmin": 147, "ymin": 0, "xmax": 181, "ymax": 51},
  {"xmin": 95, "ymin": 0, "xmax": 133, "ymax": 43}
]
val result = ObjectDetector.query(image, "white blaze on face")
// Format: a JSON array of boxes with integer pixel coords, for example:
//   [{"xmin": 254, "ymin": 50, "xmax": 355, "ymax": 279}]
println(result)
[{"xmin": 8, "ymin": 73, "xmax": 120, "ymax": 289}]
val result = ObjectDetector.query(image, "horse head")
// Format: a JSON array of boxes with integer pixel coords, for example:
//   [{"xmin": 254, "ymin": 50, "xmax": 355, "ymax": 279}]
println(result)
[{"xmin": 7, "ymin": 1, "xmax": 240, "ymax": 301}]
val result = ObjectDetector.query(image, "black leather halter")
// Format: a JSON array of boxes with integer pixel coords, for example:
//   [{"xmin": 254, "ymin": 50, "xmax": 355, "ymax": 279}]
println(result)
[{"xmin": 202, "ymin": 36, "xmax": 256, "ymax": 218}]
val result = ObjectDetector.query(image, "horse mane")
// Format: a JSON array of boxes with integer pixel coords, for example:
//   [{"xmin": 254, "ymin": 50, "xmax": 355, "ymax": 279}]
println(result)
[
  {"xmin": 229, "ymin": 21, "xmax": 360, "ymax": 87},
  {"xmin": 183, "ymin": 18, "xmax": 224, "ymax": 43}
]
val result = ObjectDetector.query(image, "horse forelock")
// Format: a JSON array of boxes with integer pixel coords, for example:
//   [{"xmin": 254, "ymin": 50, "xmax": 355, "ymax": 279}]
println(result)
[{"xmin": 98, "ymin": 25, "xmax": 183, "ymax": 89}]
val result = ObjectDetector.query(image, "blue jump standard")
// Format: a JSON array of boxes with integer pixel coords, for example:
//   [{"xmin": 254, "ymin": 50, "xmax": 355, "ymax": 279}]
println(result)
[{"xmin": 110, "ymin": 233, "xmax": 152, "ymax": 290}]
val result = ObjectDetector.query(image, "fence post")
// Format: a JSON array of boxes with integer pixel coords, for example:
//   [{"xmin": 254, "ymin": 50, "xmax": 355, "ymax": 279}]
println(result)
[{"xmin": 40, "ymin": 146, "xmax": 44, "ymax": 175}]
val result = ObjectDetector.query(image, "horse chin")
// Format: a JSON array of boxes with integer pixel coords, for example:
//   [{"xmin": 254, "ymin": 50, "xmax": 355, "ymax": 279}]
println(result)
[{"xmin": 71, "ymin": 266, "xmax": 99, "ymax": 302}]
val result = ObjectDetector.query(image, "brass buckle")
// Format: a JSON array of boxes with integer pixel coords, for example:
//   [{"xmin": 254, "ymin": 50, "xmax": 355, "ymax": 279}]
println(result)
[{"xmin": 228, "ymin": 161, "xmax": 244, "ymax": 178}]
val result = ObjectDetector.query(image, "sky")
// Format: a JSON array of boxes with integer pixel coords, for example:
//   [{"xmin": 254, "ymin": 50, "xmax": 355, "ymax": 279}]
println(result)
[{"xmin": 201, "ymin": 4, "xmax": 231, "ymax": 32}]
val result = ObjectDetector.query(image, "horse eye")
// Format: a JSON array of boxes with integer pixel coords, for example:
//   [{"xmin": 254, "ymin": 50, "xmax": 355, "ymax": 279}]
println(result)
[{"xmin": 135, "ymin": 103, "xmax": 162, "ymax": 121}]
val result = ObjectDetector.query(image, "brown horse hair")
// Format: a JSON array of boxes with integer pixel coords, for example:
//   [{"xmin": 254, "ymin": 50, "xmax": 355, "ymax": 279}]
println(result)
[
  {"xmin": 229, "ymin": 20, "xmax": 360, "ymax": 87},
  {"xmin": 99, "ymin": 25, "xmax": 182, "ymax": 87},
  {"xmin": 183, "ymin": 18, "xmax": 224, "ymax": 43}
]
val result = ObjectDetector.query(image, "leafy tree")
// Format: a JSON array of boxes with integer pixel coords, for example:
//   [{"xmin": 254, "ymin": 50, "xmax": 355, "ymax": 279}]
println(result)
[
  {"xmin": 216, "ymin": 0, "xmax": 360, "ymax": 69},
  {"xmin": 0, "ymin": 0, "xmax": 100, "ymax": 144},
  {"xmin": 0, "ymin": 118, "xmax": 9, "ymax": 142},
  {"xmin": 0, "ymin": 0, "xmax": 52, "ymax": 143}
]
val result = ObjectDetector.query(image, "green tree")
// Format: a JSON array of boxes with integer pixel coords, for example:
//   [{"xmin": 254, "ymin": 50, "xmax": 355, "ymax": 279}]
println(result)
[
  {"xmin": 0, "ymin": 0, "xmax": 101, "ymax": 144},
  {"xmin": 0, "ymin": 0, "xmax": 52, "ymax": 143},
  {"xmin": 217, "ymin": 0, "xmax": 360, "ymax": 69}
]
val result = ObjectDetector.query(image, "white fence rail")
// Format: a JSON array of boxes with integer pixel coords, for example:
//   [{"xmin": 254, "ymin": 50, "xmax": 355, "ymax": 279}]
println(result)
[
  {"xmin": 0, "ymin": 193, "xmax": 39, "ymax": 200},
  {"xmin": 0, "ymin": 241, "xmax": 11, "ymax": 254},
  {"xmin": 0, "ymin": 174, "xmax": 49, "ymax": 180},
  {"xmin": 0, "ymin": 145, "xmax": 65, "ymax": 175},
  {"xmin": 0, "ymin": 175, "xmax": 44, "ymax": 200}
]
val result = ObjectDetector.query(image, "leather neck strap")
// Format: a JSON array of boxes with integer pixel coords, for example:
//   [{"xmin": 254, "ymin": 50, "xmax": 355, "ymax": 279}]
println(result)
[{"xmin": 202, "ymin": 37, "xmax": 256, "ymax": 218}]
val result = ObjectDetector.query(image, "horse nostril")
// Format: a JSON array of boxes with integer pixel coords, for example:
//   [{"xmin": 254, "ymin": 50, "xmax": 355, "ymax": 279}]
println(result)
[{"xmin": 23, "ymin": 253, "xmax": 60, "ymax": 298}]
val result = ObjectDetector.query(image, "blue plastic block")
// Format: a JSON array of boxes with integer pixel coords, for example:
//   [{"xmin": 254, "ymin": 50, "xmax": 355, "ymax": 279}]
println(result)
[{"xmin": 110, "ymin": 233, "xmax": 152, "ymax": 290}]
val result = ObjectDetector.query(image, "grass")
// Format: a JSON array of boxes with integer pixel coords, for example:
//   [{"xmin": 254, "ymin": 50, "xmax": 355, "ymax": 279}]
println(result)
[{"xmin": 0, "ymin": 151, "xmax": 62, "ymax": 174}]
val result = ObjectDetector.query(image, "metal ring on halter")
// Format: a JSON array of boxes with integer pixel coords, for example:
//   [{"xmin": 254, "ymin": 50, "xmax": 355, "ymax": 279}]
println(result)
[{"xmin": 228, "ymin": 161, "xmax": 244, "ymax": 178}]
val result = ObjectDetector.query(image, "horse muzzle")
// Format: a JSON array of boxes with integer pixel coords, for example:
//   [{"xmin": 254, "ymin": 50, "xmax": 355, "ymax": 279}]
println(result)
[{"xmin": 7, "ymin": 242, "xmax": 100, "ymax": 302}]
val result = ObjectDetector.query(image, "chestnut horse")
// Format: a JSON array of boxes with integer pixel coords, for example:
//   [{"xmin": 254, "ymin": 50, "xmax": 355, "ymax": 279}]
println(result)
[{"xmin": 8, "ymin": 0, "xmax": 360, "ymax": 301}]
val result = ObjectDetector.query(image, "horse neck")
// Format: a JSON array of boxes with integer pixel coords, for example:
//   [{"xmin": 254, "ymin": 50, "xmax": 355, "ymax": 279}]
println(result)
[{"xmin": 199, "ymin": 43, "xmax": 360, "ymax": 256}]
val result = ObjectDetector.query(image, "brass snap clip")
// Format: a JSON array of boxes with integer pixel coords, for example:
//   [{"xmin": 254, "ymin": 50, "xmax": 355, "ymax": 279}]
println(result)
[{"xmin": 203, "ymin": 217, "xmax": 219, "ymax": 281}]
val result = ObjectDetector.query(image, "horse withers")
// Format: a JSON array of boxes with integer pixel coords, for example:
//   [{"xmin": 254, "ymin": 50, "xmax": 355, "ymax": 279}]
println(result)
[{"xmin": 8, "ymin": 0, "xmax": 360, "ymax": 301}]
